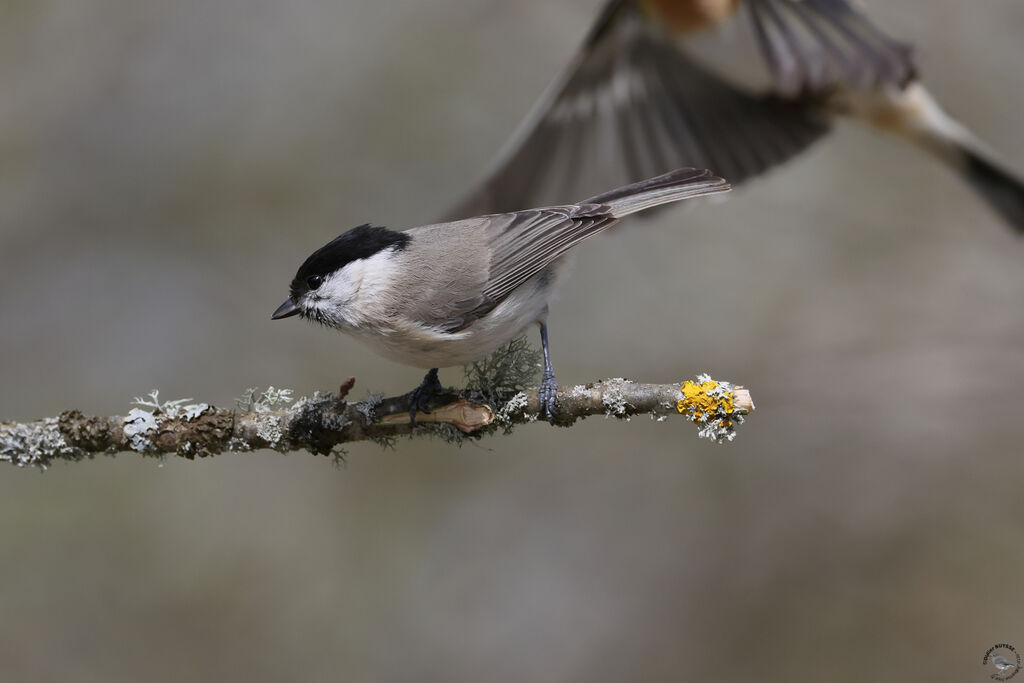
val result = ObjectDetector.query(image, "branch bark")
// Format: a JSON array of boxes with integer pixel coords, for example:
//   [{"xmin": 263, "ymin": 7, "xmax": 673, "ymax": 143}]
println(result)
[{"xmin": 0, "ymin": 377, "xmax": 753, "ymax": 469}]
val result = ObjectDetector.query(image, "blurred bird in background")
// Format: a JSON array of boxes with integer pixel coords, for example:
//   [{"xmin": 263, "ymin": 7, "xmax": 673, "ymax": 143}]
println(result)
[{"xmin": 446, "ymin": 0, "xmax": 1024, "ymax": 232}]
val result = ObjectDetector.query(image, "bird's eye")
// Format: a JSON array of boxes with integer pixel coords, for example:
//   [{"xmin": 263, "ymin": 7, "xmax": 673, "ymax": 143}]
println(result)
[{"xmin": 307, "ymin": 275, "xmax": 324, "ymax": 290}]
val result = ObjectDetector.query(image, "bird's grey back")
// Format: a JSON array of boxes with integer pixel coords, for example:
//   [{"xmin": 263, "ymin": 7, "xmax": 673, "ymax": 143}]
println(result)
[{"xmin": 391, "ymin": 217, "xmax": 495, "ymax": 332}]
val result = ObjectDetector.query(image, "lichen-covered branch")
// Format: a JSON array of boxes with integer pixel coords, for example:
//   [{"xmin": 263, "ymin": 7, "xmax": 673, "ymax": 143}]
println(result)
[{"xmin": 0, "ymin": 376, "xmax": 753, "ymax": 470}]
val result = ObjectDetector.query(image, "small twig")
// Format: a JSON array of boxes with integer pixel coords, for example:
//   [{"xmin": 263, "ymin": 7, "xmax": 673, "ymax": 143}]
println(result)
[{"xmin": 0, "ymin": 377, "xmax": 753, "ymax": 469}]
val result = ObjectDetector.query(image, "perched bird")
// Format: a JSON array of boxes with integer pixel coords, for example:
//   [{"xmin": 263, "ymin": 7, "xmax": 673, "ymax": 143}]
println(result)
[
  {"xmin": 273, "ymin": 168, "xmax": 729, "ymax": 421},
  {"xmin": 991, "ymin": 653, "xmax": 1019, "ymax": 676},
  {"xmin": 445, "ymin": 0, "xmax": 1024, "ymax": 232}
]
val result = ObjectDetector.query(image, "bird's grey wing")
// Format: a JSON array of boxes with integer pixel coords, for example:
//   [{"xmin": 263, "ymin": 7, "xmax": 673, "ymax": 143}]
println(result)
[
  {"xmin": 386, "ymin": 220, "xmax": 495, "ymax": 334},
  {"xmin": 480, "ymin": 205, "xmax": 620, "ymax": 310},
  {"xmin": 441, "ymin": 0, "xmax": 827, "ymax": 219},
  {"xmin": 742, "ymin": 0, "xmax": 915, "ymax": 97},
  {"xmin": 413, "ymin": 207, "xmax": 618, "ymax": 331}
]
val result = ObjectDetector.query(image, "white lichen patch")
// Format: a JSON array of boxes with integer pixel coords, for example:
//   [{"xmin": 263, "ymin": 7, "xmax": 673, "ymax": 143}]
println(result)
[
  {"xmin": 257, "ymin": 387, "xmax": 293, "ymax": 409},
  {"xmin": 232, "ymin": 387, "xmax": 296, "ymax": 447},
  {"xmin": 132, "ymin": 390, "xmax": 208, "ymax": 421},
  {"xmin": 289, "ymin": 390, "xmax": 325, "ymax": 413},
  {"xmin": 497, "ymin": 391, "xmax": 532, "ymax": 426},
  {"xmin": 256, "ymin": 414, "xmax": 284, "ymax": 446},
  {"xmin": 132, "ymin": 390, "xmax": 169, "ymax": 411},
  {"xmin": 236, "ymin": 386, "xmax": 294, "ymax": 413},
  {"xmin": 570, "ymin": 385, "xmax": 592, "ymax": 399},
  {"xmin": 123, "ymin": 407, "xmax": 160, "ymax": 452},
  {"xmin": 0, "ymin": 417, "xmax": 84, "ymax": 468},
  {"xmin": 226, "ymin": 437, "xmax": 251, "ymax": 453},
  {"xmin": 601, "ymin": 378, "xmax": 631, "ymax": 417},
  {"xmin": 180, "ymin": 403, "xmax": 209, "ymax": 421},
  {"xmin": 354, "ymin": 393, "xmax": 383, "ymax": 423}
]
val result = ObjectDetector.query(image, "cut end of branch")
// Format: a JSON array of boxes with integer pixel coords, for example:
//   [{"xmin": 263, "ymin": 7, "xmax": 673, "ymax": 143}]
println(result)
[{"xmin": 378, "ymin": 399, "xmax": 495, "ymax": 433}]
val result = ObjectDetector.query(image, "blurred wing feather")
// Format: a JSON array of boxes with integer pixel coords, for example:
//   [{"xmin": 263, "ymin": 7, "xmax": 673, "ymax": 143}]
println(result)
[
  {"xmin": 746, "ymin": 0, "xmax": 915, "ymax": 96},
  {"xmin": 442, "ymin": 1, "xmax": 826, "ymax": 219}
]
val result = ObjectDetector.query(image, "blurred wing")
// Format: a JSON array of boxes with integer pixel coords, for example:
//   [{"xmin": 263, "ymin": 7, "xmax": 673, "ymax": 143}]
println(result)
[
  {"xmin": 742, "ymin": 0, "xmax": 915, "ymax": 96},
  {"xmin": 442, "ymin": 0, "xmax": 828, "ymax": 219}
]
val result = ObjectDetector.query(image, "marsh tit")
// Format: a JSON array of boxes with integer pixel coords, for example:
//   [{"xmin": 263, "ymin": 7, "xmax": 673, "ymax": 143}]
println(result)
[
  {"xmin": 273, "ymin": 167, "xmax": 729, "ymax": 421},
  {"xmin": 445, "ymin": 0, "xmax": 1024, "ymax": 233}
]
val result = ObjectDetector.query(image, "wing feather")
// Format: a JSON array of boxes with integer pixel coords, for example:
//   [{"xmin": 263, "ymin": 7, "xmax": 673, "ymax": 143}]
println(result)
[
  {"xmin": 442, "ymin": 0, "xmax": 919, "ymax": 220},
  {"xmin": 746, "ymin": 0, "xmax": 914, "ymax": 96},
  {"xmin": 441, "ymin": 1, "xmax": 826, "ymax": 220}
]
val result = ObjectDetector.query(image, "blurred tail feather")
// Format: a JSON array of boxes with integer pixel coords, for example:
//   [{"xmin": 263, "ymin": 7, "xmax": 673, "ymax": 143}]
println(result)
[
  {"xmin": 867, "ymin": 83, "xmax": 1024, "ymax": 234},
  {"xmin": 960, "ymin": 148, "xmax": 1024, "ymax": 233}
]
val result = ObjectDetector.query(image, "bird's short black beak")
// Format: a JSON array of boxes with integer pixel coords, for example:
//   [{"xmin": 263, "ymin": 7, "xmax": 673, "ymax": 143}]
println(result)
[{"xmin": 271, "ymin": 299, "xmax": 300, "ymax": 320}]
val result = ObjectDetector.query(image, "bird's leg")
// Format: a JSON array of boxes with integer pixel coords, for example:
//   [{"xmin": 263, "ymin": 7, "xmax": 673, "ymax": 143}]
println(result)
[
  {"xmin": 408, "ymin": 368, "xmax": 443, "ymax": 424},
  {"xmin": 538, "ymin": 321, "xmax": 557, "ymax": 421}
]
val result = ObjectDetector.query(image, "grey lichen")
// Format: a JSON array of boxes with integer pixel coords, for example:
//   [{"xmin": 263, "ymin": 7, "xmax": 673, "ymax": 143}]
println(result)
[
  {"xmin": 132, "ymin": 390, "xmax": 172, "ymax": 411},
  {"xmin": 180, "ymin": 403, "xmax": 209, "ymax": 421},
  {"xmin": 226, "ymin": 437, "xmax": 252, "ymax": 453},
  {"xmin": 457, "ymin": 338, "xmax": 544, "ymax": 435},
  {"xmin": 123, "ymin": 407, "xmax": 159, "ymax": 453},
  {"xmin": 126, "ymin": 390, "xmax": 212, "ymax": 454},
  {"xmin": 319, "ymin": 410, "xmax": 352, "ymax": 433},
  {"xmin": 496, "ymin": 391, "xmax": 532, "ymax": 430},
  {"xmin": 132, "ymin": 390, "xmax": 208, "ymax": 421},
  {"xmin": 330, "ymin": 446, "xmax": 349, "ymax": 468},
  {"xmin": 256, "ymin": 414, "xmax": 284, "ymax": 447},
  {"xmin": 236, "ymin": 386, "xmax": 294, "ymax": 413},
  {"xmin": 239, "ymin": 386, "xmax": 296, "ymax": 449},
  {"xmin": 258, "ymin": 387, "xmax": 294, "ymax": 409},
  {"xmin": 289, "ymin": 390, "xmax": 325, "ymax": 413},
  {"xmin": 463, "ymin": 336, "xmax": 541, "ymax": 400},
  {"xmin": 410, "ymin": 422, "xmax": 468, "ymax": 446},
  {"xmin": 299, "ymin": 391, "xmax": 351, "ymax": 433},
  {"xmin": 0, "ymin": 417, "xmax": 88, "ymax": 468},
  {"xmin": 430, "ymin": 423, "xmax": 467, "ymax": 445},
  {"xmin": 368, "ymin": 434, "xmax": 397, "ymax": 450},
  {"xmin": 354, "ymin": 393, "xmax": 383, "ymax": 423},
  {"xmin": 570, "ymin": 385, "xmax": 593, "ymax": 399},
  {"xmin": 601, "ymin": 378, "xmax": 630, "ymax": 418}
]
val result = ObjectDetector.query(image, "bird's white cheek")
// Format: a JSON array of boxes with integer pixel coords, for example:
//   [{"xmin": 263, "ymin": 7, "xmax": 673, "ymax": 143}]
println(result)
[
  {"xmin": 306, "ymin": 262, "xmax": 366, "ymax": 326},
  {"xmin": 319, "ymin": 263, "xmax": 364, "ymax": 305}
]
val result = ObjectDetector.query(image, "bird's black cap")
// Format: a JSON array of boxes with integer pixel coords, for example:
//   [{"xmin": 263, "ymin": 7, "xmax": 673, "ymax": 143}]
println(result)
[{"xmin": 289, "ymin": 224, "xmax": 410, "ymax": 298}]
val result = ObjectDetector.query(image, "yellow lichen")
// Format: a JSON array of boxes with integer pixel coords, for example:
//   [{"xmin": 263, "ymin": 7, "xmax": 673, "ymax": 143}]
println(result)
[
  {"xmin": 676, "ymin": 375, "xmax": 744, "ymax": 443},
  {"xmin": 677, "ymin": 379, "xmax": 734, "ymax": 422}
]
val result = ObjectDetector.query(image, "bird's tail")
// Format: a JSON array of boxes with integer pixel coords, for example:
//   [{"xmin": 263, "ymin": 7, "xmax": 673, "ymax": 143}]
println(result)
[
  {"xmin": 958, "ymin": 147, "xmax": 1024, "ymax": 233},
  {"xmin": 583, "ymin": 167, "xmax": 730, "ymax": 218},
  {"xmin": 863, "ymin": 82, "xmax": 1024, "ymax": 234}
]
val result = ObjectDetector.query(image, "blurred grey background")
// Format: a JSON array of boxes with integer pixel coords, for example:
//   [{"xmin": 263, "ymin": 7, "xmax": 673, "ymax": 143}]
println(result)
[{"xmin": 1, "ymin": 1, "xmax": 1022, "ymax": 681}]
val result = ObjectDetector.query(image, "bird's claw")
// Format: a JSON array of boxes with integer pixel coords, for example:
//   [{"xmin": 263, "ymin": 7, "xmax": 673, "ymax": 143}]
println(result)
[
  {"xmin": 538, "ymin": 371, "xmax": 557, "ymax": 422},
  {"xmin": 408, "ymin": 369, "xmax": 443, "ymax": 424}
]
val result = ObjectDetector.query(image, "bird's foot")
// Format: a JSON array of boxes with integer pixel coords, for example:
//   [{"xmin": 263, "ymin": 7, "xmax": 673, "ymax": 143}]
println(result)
[
  {"xmin": 538, "ymin": 370, "xmax": 557, "ymax": 422},
  {"xmin": 408, "ymin": 369, "xmax": 443, "ymax": 424}
]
